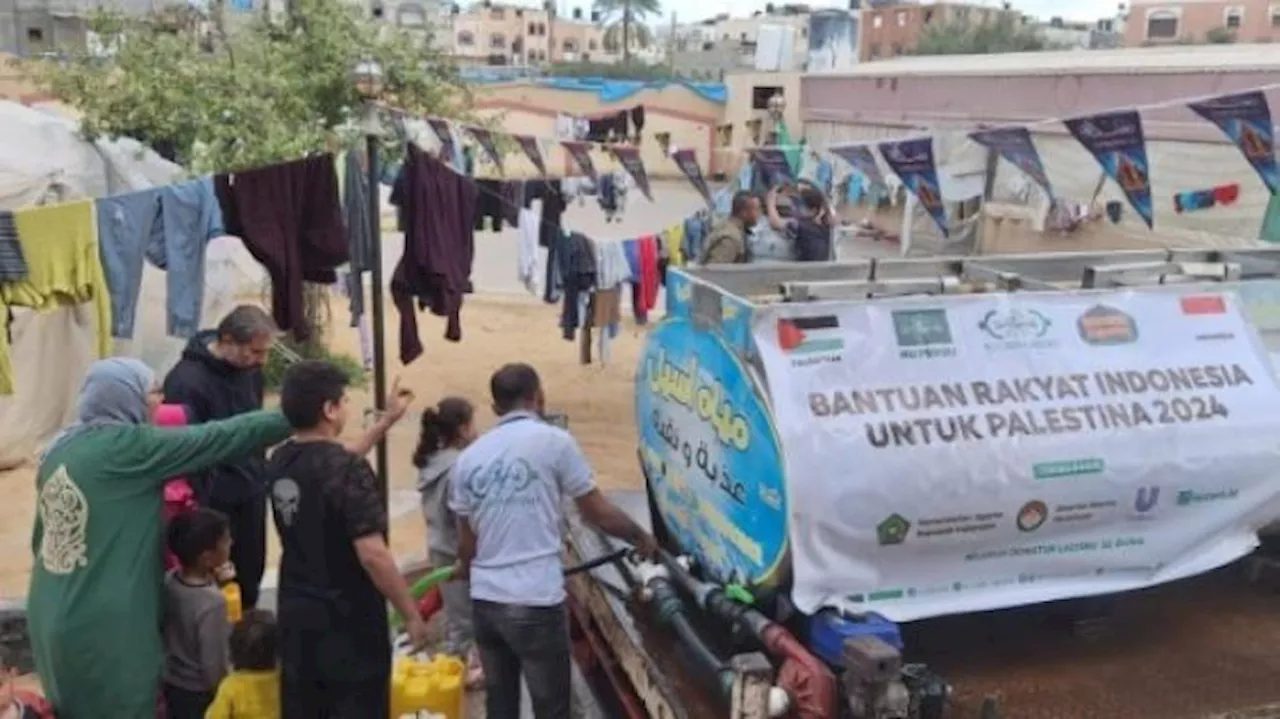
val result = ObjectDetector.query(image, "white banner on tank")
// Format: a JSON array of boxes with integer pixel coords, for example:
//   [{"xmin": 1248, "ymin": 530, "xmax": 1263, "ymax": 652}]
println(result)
[{"xmin": 753, "ymin": 289, "xmax": 1280, "ymax": 621}]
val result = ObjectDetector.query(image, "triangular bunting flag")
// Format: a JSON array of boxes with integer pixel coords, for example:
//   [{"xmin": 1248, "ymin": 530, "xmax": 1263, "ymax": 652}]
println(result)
[
  {"xmin": 563, "ymin": 140, "xmax": 597, "ymax": 181},
  {"xmin": 610, "ymin": 145, "xmax": 653, "ymax": 201},
  {"xmin": 426, "ymin": 117, "xmax": 455, "ymax": 157},
  {"xmin": 671, "ymin": 148, "xmax": 711, "ymax": 205},
  {"xmin": 968, "ymin": 126, "xmax": 1054, "ymax": 200},
  {"xmin": 1064, "ymin": 110, "xmax": 1154, "ymax": 228},
  {"xmin": 514, "ymin": 134, "xmax": 546, "ymax": 176},
  {"xmin": 1188, "ymin": 90, "xmax": 1280, "ymax": 195},
  {"xmin": 829, "ymin": 145, "xmax": 885, "ymax": 186},
  {"xmin": 877, "ymin": 137, "xmax": 949, "ymax": 237},
  {"xmin": 467, "ymin": 126, "xmax": 504, "ymax": 175}
]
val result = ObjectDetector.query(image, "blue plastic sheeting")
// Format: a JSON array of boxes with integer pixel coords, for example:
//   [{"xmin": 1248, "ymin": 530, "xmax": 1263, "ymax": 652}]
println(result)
[{"xmin": 532, "ymin": 77, "xmax": 727, "ymax": 104}]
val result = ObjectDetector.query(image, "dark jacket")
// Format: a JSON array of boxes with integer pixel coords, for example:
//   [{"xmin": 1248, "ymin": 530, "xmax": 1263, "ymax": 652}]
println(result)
[{"xmin": 162, "ymin": 329, "xmax": 267, "ymax": 505}]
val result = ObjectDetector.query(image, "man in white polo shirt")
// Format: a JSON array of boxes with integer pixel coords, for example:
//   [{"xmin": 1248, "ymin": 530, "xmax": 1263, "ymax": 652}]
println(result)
[{"xmin": 449, "ymin": 363, "xmax": 657, "ymax": 719}]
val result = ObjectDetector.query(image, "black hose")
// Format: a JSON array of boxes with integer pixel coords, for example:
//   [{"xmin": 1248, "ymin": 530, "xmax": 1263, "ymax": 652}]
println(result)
[{"xmin": 563, "ymin": 547, "xmax": 630, "ymax": 576}]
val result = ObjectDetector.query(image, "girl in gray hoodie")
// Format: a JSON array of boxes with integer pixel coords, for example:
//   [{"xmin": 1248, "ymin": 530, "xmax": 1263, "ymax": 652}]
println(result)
[{"xmin": 414, "ymin": 397, "xmax": 482, "ymax": 687}]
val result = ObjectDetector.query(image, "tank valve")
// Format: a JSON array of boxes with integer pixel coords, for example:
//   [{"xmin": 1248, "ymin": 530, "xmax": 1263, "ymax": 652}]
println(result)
[
  {"xmin": 767, "ymin": 686, "xmax": 791, "ymax": 717},
  {"xmin": 633, "ymin": 562, "xmax": 669, "ymax": 602}
]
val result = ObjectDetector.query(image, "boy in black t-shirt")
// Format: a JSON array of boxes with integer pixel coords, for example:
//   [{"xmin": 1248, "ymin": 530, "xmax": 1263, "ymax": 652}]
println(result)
[{"xmin": 268, "ymin": 361, "xmax": 426, "ymax": 719}]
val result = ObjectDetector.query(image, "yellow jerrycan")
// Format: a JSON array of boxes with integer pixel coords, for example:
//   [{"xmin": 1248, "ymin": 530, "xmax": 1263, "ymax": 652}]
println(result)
[{"xmin": 390, "ymin": 655, "xmax": 465, "ymax": 718}]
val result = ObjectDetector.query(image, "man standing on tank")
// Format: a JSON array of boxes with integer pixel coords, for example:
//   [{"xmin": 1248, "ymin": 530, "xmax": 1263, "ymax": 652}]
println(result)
[{"xmin": 163, "ymin": 305, "xmax": 277, "ymax": 610}]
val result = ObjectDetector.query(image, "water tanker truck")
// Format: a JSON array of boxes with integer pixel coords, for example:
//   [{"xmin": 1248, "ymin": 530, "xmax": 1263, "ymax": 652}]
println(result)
[{"xmin": 561, "ymin": 247, "xmax": 1280, "ymax": 719}]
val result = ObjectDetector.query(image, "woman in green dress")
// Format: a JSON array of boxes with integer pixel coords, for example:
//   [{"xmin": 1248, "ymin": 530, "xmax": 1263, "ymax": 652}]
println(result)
[{"xmin": 26, "ymin": 357, "xmax": 292, "ymax": 719}]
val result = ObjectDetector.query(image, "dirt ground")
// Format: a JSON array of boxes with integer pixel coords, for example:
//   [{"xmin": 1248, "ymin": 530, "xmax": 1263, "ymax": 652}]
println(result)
[{"xmin": 0, "ymin": 295, "xmax": 647, "ymax": 596}]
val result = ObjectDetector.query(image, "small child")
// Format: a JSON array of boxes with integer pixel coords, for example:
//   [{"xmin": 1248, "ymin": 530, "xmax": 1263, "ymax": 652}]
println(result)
[
  {"xmin": 205, "ymin": 610, "xmax": 280, "ymax": 719},
  {"xmin": 162, "ymin": 508, "xmax": 232, "ymax": 719},
  {"xmin": 414, "ymin": 396, "xmax": 483, "ymax": 688},
  {"xmin": 0, "ymin": 647, "xmax": 51, "ymax": 719}
]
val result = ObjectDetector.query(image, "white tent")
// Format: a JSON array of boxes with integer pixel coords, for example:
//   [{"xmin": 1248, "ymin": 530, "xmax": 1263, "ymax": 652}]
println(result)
[{"xmin": 0, "ymin": 101, "xmax": 258, "ymax": 469}]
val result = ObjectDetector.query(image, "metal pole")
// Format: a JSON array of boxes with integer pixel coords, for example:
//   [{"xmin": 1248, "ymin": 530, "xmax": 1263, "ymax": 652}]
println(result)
[{"xmin": 364, "ymin": 113, "xmax": 390, "ymax": 504}]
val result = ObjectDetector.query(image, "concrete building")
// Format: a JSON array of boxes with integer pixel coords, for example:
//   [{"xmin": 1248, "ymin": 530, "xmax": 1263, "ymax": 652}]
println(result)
[
  {"xmin": 1124, "ymin": 0, "xmax": 1280, "ymax": 45},
  {"xmin": 663, "ymin": 5, "xmax": 812, "ymax": 78},
  {"xmin": 858, "ymin": 1, "xmax": 1024, "ymax": 62},
  {"xmin": 1034, "ymin": 15, "xmax": 1125, "ymax": 50},
  {"xmin": 445, "ymin": 1, "xmax": 656, "ymax": 66}
]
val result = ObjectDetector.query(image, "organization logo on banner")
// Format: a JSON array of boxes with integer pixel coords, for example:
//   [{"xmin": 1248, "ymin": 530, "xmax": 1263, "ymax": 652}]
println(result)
[
  {"xmin": 877, "ymin": 513, "xmax": 912, "ymax": 546},
  {"xmin": 776, "ymin": 315, "xmax": 844, "ymax": 365},
  {"xmin": 1187, "ymin": 90, "xmax": 1280, "ymax": 195},
  {"xmin": 1032, "ymin": 458, "xmax": 1105, "ymax": 480},
  {"xmin": 1076, "ymin": 305, "xmax": 1138, "ymax": 346},
  {"xmin": 1176, "ymin": 488, "xmax": 1240, "ymax": 506},
  {"xmin": 1134, "ymin": 486, "xmax": 1161, "ymax": 514},
  {"xmin": 892, "ymin": 309, "xmax": 955, "ymax": 359},
  {"xmin": 978, "ymin": 308, "xmax": 1054, "ymax": 350},
  {"xmin": 1064, "ymin": 110, "xmax": 1154, "ymax": 229},
  {"xmin": 1181, "ymin": 295, "xmax": 1227, "ymax": 316},
  {"xmin": 1016, "ymin": 500, "xmax": 1049, "ymax": 532}
]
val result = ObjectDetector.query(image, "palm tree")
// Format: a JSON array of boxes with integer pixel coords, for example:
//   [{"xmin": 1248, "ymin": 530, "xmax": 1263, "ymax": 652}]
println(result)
[{"xmin": 593, "ymin": 0, "xmax": 662, "ymax": 66}]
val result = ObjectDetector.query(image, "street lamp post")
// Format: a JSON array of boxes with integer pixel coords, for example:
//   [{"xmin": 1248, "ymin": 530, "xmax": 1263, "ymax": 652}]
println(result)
[{"xmin": 353, "ymin": 58, "xmax": 391, "ymax": 503}]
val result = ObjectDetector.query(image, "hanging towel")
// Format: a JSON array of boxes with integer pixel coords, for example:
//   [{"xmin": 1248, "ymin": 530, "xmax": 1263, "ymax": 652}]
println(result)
[
  {"xmin": 0, "ymin": 211, "xmax": 27, "ymax": 281},
  {"xmin": 517, "ymin": 207, "xmax": 540, "ymax": 296},
  {"xmin": 473, "ymin": 179, "xmax": 506, "ymax": 231},
  {"xmin": 96, "ymin": 177, "xmax": 224, "ymax": 340},
  {"xmin": 637, "ymin": 235, "xmax": 660, "ymax": 313},
  {"xmin": 390, "ymin": 144, "xmax": 478, "ymax": 363},
  {"xmin": 557, "ymin": 231, "xmax": 597, "ymax": 340},
  {"xmin": 594, "ymin": 239, "xmax": 630, "ymax": 290},
  {"xmin": 1, "ymin": 199, "xmax": 112, "ymax": 394},
  {"xmin": 215, "ymin": 154, "xmax": 348, "ymax": 338}
]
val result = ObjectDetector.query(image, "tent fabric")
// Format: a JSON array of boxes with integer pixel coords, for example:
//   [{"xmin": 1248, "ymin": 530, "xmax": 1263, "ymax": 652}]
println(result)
[
  {"xmin": 533, "ymin": 77, "xmax": 728, "ymax": 105},
  {"xmin": 0, "ymin": 100, "xmax": 195, "ymax": 469}
]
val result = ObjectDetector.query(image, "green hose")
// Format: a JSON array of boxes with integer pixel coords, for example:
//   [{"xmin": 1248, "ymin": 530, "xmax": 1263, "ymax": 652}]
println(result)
[{"xmin": 390, "ymin": 565, "xmax": 456, "ymax": 630}]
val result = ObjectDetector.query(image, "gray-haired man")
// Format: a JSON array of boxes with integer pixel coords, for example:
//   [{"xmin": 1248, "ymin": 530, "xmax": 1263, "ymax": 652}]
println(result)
[{"xmin": 163, "ymin": 304, "xmax": 278, "ymax": 609}]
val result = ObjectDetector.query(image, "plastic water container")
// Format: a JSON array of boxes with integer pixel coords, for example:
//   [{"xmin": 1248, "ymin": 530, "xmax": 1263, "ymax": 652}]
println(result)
[
  {"xmin": 222, "ymin": 582, "xmax": 242, "ymax": 624},
  {"xmin": 390, "ymin": 655, "xmax": 465, "ymax": 718},
  {"xmin": 806, "ymin": 609, "xmax": 904, "ymax": 669}
]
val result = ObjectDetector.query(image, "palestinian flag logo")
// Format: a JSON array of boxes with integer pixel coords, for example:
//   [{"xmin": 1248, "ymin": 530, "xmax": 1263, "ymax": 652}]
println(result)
[{"xmin": 777, "ymin": 315, "xmax": 843, "ymax": 355}]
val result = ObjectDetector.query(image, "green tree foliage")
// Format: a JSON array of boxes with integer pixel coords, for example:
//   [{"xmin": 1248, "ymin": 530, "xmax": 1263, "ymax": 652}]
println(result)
[
  {"xmin": 28, "ymin": 0, "xmax": 468, "ymax": 174},
  {"xmin": 914, "ymin": 17, "xmax": 1050, "ymax": 56},
  {"xmin": 592, "ymin": 0, "xmax": 662, "ymax": 65}
]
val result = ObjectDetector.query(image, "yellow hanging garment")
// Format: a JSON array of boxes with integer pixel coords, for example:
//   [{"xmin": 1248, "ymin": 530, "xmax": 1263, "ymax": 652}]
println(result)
[
  {"xmin": 0, "ymin": 200, "xmax": 112, "ymax": 394},
  {"xmin": 665, "ymin": 223, "xmax": 686, "ymax": 267}
]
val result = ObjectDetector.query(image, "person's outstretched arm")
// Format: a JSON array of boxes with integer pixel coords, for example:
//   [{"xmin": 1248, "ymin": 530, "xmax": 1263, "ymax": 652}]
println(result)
[
  {"xmin": 102, "ymin": 411, "xmax": 291, "ymax": 487},
  {"xmin": 557, "ymin": 434, "xmax": 658, "ymax": 557}
]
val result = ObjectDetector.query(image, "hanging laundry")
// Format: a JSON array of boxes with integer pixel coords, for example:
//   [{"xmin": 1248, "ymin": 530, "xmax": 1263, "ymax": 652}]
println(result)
[
  {"xmin": 390, "ymin": 144, "xmax": 478, "ymax": 363},
  {"xmin": 96, "ymin": 177, "xmax": 224, "ymax": 340},
  {"xmin": 555, "ymin": 231, "xmax": 597, "ymax": 340},
  {"xmin": 0, "ymin": 211, "xmax": 27, "ymax": 282},
  {"xmin": 582, "ymin": 287, "xmax": 622, "ymax": 365},
  {"xmin": 342, "ymin": 147, "xmax": 375, "ymax": 327},
  {"xmin": 500, "ymin": 180, "xmax": 525, "ymax": 227},
  {"xmin": 663, "ymin": 224, "xmax": 685, "ymax": 267},
  {"xmin": 535, "ymin": 180, "xmax": 568, "ymax": 249},
  {"xmin": 1, "ymin": 200, "xmax": 112, "ymax": 394},
  {"xmin": 682, "ymin": 214, "xmax": 708, "ymax": 264},
  {"xmin": 630, "ymin": 106, "xmax": 645, "ymax": 141},
  {"xmin": 517, "ymin": 207, "xmax": 540, "ymax": 296},
  {"xmin": 594, "ymin": 238, "xmax": 630, "ymax": 290},
  {"xmin": 636, "ymin": 234, "xmax": 660, "ymax": 314},
  {"xmin": 1214, "ymin": 183, "xmax": 1241, "ymax": 205},
  {"xmin": 473, "ymin": 179, "xmax": 506, "ymax": 232},
  {"xmin": 215, "ymin": 154, "xmax": 348, "ymax": 338},
  {"xmin": 622, "ymin": 238, "xmax": 646, "ymax": 324},
  {"xmin": 1174, "ymin": 189, "xmax": 1216, "ymax": 214},
  {"xmin": 598, "ymin": 173, "xmax": 622, "ymax": 222}
]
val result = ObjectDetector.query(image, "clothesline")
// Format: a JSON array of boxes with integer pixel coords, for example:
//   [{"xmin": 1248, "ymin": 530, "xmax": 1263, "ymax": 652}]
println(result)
[{"xmin": 785, "ymin": 81, "xmax": 1280, "ymax": 153}]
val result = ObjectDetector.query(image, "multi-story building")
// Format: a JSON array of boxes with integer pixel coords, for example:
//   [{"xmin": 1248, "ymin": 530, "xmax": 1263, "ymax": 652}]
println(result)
[
  {"xmin": 858, "ymin": 1, "xmax": 1024, "ymax": 62},
  {"xmin": 663, "ymin": 5, "xmax": 813, "ymax": 78},
  {"xmin": 1123, "ymin": 0, "xmax": 1280, "ymax": 45},
  {"xmin": 1034, "ymin": 15, "xmax": 1126, "ymax": 49},
  {"xmin": 444, "ymin": 1, "xmax": 655, "ymax": 66}
]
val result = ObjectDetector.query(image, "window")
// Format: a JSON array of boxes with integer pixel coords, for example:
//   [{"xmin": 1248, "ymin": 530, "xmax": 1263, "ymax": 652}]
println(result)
[
  {"xmin": 896, "ymin": 11, "xmax": 906, "ymax": 26},
  {"xmin": 872, "ymin": 13, "xmax": 882, "ymax": 28},
  {"xmin": 528, "ymin": 22, "xmax": 536, "ymax": 34},
  {"xmin": 490, "ymin": 32, "xmax": 506, "ymax": 48},
  {"xmin": 923, "ymin": 9, "xmax": 934, "ymax": 23},
  {"xmin": 457, "ymin": 30, "xmax": 474, "ymax": 45},
  {"xmin": 562, "ymin": 38, "xmax": 578, "ymax": 52},
  {"xmin": 588, "ymin": 39, "xmax": 597, "ymax": 50},
  {"xmin": 740, "ymin": 32, "xmax": 747, "ymax": 40},
  {"xmin": 26, "ymin": 27, "xmax": 43, "ymax": 42},
  {"xmin": 890, "ymin": 42, "xmax": 902, "ymax": 55},
  {"xmin": 1271, "ymin": 4, "xmax": 1280, "ymax": 28},
  {"xmin": 1145, "ymin": 9, "xmax": 1179, "ymax": 39},
  {"xmin": 489, "ymin": 8, "xmax": 503, "ymax": 19},
  {"xmin": 1225, "ymin": 6, "xmax": 1244, "ymax": 28},
  {"xmin": 868, "ymin": 43, "xmax": 880, "ymax": 58},
  {"xmin": 751, "ymin": 85, "xmax": 782, "ymax": 110}
]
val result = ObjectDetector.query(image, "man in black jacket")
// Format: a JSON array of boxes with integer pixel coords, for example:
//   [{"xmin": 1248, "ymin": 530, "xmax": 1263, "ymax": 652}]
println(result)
[{"xmin": 164, "ymin": 305, "xmax": 277, "ymax": 609}]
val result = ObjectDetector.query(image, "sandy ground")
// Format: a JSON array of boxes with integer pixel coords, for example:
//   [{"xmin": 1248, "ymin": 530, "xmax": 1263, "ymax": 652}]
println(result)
[{"xmin": 0, "ymin": 295, "xmax": 648, "ymax": 596}]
